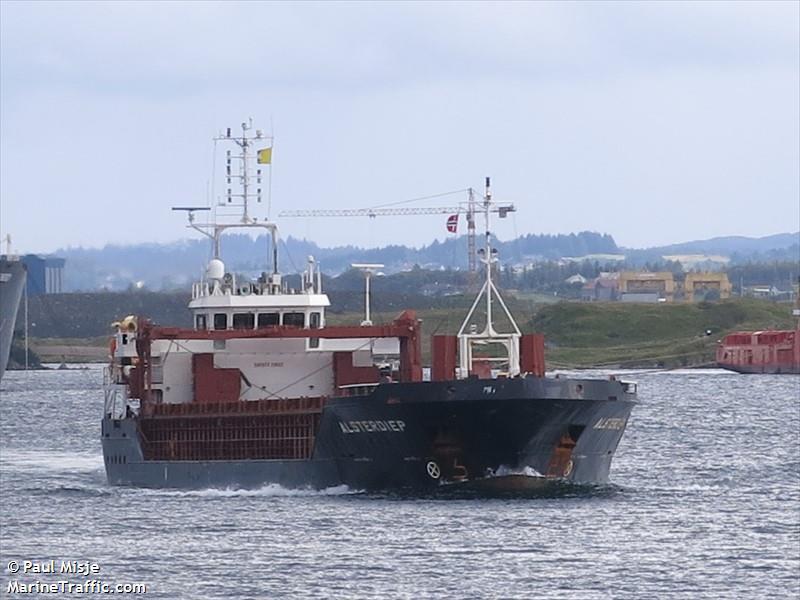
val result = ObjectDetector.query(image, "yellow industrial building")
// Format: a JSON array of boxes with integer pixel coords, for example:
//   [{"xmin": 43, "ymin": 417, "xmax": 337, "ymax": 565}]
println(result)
[
  {"xmin": 683, "ymin": 272, "xmax": 732, "ymax": 302},
  {"xmin": 584, "ymin": 271, "xmax": 733, "ymax": 303},
  {"xmin": 618, "ymin": 271, "xmax": 675, "ymax": 302}
]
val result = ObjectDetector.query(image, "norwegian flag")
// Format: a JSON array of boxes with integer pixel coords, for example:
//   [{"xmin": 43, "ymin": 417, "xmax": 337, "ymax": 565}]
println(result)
[{"xmin": 446, "ymin": 214, "xmax": 459, "ymax": 233}]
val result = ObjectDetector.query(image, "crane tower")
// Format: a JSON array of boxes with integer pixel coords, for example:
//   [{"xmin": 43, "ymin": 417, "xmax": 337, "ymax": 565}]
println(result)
[{"xmin": 279, "ymin": 182, "xmax": 514, "ymax": 273}]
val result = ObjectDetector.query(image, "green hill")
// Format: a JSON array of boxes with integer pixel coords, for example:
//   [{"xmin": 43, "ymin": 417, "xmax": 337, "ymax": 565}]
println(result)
[
  {"xmin": 18, "ymin": 290, "xmax": 796, "ymax": 369},
  {"xmin": 528, "ymin": 299, "xmax": 795, "ymax": 368},
  {"xmin": 332, "ymin": 298, "xmax": 795, "ymax": 368}
]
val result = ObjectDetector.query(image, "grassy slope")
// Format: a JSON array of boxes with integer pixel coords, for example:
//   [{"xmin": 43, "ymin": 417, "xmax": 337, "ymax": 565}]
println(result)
[
  {"xmin": 27, "ymin": 295, "xmax": 795, "ymax": 368},
  {"xmin": 528, "ymin": 299, "xmax": 795, "ymax": 368},
  {"xmin": 332, "ymin": 297, "xmax": 795, "ymax": 368},
  {"xmin": 28, "ymin": 336, "xmax": 110, "ymax": 363}
]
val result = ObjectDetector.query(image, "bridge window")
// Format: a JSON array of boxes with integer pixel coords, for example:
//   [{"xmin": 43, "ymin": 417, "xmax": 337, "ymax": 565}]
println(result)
[
  {"xmin": 257, "ymin": 312, "xmax": 279, "ymax": 328},
  {"xmin": 233, "ymin": 313, "xmax": 255, "ymax": 330},
  {"xmin": 309, "ymin": 312, "xmax": 321, "ymax": 347},
  {"xmin": 213, "ymin": 313, "xmax": 228, "ymax": 330},
  {"xmin": 283, "ymin": 312, "xmax": 305, "ymax": 328},
  {"xmin": 195, "ymin": 314, "xmax": 207, "ymax": 330}
]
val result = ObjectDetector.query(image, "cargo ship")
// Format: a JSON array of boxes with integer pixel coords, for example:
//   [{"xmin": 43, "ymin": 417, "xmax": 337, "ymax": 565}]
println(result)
[
  {"xmin": 716, "ymin": 320, "xmax": 800, "ymax": 375},
  {"xmin": 0, "ymin": 240, "xmax": 26, "ymax": 382},
  {"xmin": 102, "ymin": 121, "xmax": 637, "ymax": 491}
]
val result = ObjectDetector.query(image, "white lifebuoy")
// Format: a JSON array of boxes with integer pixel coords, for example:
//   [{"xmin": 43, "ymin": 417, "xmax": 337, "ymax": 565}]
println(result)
[
  {"xmin": 426, "ymin": 461, "xmax": 441, "ymax": 479},
  {"xmin": 564, "ymin": 459, "xmax": 574, "ymax": 477}
]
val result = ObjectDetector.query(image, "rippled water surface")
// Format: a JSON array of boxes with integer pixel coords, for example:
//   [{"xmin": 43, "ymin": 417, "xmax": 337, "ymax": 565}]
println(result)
[{"xmin": 1, "ymin": 367, "xmax": 798, "ymax": 599}]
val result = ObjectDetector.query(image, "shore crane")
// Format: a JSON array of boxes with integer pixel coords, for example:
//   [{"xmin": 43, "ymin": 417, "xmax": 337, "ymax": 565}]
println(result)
[{"xmin": 279, "ymin": 180, "xmax": 515, "ymax": 273}]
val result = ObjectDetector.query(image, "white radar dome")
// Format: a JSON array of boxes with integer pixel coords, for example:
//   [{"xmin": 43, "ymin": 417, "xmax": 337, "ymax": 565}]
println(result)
[{"xmin": 207, "ymin": 258, "xmax": 225, "ymax": 280}]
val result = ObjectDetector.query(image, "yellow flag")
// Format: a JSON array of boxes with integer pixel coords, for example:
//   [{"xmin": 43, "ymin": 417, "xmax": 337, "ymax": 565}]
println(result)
[{"xmin": 257, "ymin": 147, "xmax": 272, "ymax": 164}]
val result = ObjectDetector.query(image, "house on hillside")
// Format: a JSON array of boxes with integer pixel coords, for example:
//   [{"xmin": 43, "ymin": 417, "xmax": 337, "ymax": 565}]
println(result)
[
  {"xmin": 565, "ymin": 274, "xmax": 587, "ymax": 285},
  {"xmin": 581, "ymin": 277, "xmax": 619, "ymax": 301},
  {"xmin": 746, "ymin": 286, "xmax": 796, "ymax": 302}
]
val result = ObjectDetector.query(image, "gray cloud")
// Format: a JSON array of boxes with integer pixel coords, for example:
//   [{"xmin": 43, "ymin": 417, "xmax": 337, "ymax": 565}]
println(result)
[{"xmin": 1, "ymin": 1, "xmax": 797, "ymax": 253}]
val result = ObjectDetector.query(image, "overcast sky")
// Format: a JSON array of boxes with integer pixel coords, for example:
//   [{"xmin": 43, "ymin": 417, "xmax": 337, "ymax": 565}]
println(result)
[{"xmin": 1, "ymin": 1, "xmax": 798, "ymax": 254}]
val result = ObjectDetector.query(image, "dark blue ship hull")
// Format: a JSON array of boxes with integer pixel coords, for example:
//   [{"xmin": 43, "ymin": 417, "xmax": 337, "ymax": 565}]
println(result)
[{"xmin": 102, "ymin": 375, "xmax": 636, "ymax": 491}]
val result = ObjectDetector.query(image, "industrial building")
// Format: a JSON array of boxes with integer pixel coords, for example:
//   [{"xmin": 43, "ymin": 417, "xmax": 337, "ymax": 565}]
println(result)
[
  {"xmin": 22, "ymin": 255, "xmax": 66, "ymax": 296},
  {"xmin": 580, "ymin": 270, "xmax": 739, "ymax": 303},
  {"xmin": 618, "ymin": 271, "xmax": 675, "ymax": 302},
  {"xmin": 684, "ymin": 272, "xmax": 732, "ymax": 302}
]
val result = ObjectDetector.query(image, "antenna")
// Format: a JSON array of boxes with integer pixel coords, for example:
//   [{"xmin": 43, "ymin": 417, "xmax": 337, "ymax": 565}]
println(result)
[
  {"xmin": 467, "ymin": 188, "xmax": 476, "ymax": 274},
  {"xmin": 352, "ymin": 263, "xmax": 384, "ymax": 326},
  {"xmin": 171, "ymin": 206, "xmax": 211, "ymax": 225},
  {"xmin": 213, "ymin": 118, "xmax": 272, "ymax": 224}
]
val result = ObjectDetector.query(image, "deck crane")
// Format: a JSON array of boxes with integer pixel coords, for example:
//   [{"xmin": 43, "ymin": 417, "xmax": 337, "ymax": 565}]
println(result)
[{"xmin": 279, "ymin": 180, "xmax": 515, "ymax": 273}]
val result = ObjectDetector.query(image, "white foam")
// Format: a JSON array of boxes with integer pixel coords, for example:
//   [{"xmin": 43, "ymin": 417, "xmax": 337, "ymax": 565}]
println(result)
[
  {"xmin": 136, "ymin": 483, "xmax": 358, "ymax": 498},
  {"xmin": 0, "ymin": 449, "xmax": 104, "ymax": 473},
  {"xmin": 492, "ymin": 465, "xmax": 545, "ymax": 478}
]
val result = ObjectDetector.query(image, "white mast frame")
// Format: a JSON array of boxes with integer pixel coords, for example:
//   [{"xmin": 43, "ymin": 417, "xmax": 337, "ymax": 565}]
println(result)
[{"xmin": 457, "ymin": 177, "xmax": 522, "ymax": 377}]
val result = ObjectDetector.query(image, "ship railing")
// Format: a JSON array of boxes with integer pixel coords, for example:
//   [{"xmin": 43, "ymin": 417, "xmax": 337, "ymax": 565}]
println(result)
[{"xmin": 337, "ymin": 382, "xmax": 380, "ymax": 397}]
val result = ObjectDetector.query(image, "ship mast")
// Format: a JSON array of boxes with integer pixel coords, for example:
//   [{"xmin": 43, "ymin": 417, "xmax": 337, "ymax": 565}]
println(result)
[
  {"xmin": 173, "ymin": 119, "xmax": 279, "ymax": 275},
  {"xmin": 217, "ymin": 119, "xmax": 265, "ymax": 224},
  {"xmin": 457, "ymin": 177, "xmax": 521, "ymax": 377}
]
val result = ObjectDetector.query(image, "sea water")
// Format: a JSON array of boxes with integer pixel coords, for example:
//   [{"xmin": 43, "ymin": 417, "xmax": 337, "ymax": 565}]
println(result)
[{"xmin": 1, "ymin": 366, "xmax": 798, "ymax": 599}]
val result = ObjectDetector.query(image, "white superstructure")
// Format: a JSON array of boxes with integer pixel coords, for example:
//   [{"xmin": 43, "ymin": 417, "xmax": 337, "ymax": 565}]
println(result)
[
  {"xmin": 107, "ymin": 119, "xmax": 526, "ymax": 413},
  {"xmin": 107, "ymin": 121, "xmax": 403, "ymax": 408},
  {"xmin": 189, "ymin": 254, "xmax": 330, "ymax": 333}
]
